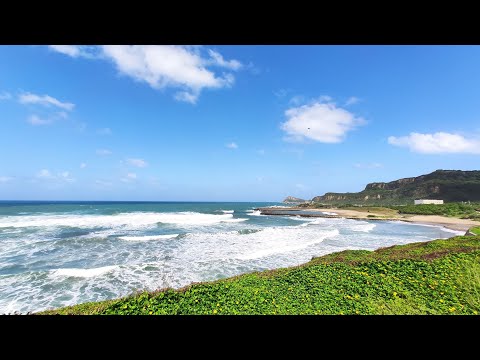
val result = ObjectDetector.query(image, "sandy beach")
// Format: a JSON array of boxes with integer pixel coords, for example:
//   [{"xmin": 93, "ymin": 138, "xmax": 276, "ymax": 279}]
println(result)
[
  {"xmin": 261, "ymin": 207, "xmax": 480, "ymax": 232},
  {"xmin": 314, "ymin": 208, "xmax": 480, "ymax": 232}
]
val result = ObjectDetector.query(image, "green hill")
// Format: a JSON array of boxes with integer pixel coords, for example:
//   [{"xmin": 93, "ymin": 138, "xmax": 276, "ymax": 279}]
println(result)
[
  {"xmin": 39, "ymin": 235, "xmax": 480, "ymax": 315},
  {"xmin": 311, "ymin": 169, "xmax": 480, "ymax": 205}
]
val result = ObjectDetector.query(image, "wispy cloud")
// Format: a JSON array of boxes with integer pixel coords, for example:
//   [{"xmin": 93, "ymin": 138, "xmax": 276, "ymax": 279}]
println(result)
[
  {"xmin": 36, "ymin": 169, "xmax": 74, "ymax": 182},
  {"xmin": 274, "ymin": 89, "xmax": 289, "ymax": 98},
  {"xmin": 281, "ymin": 96, "xmax": 365, "ymax": 143},
  {"xmin": 283, "ymin": 148, "xmax": 304, "ymax": 159},
  {"xmin": 126, "ymin": 158, "xmax": 148, "ymax": 168},
  {"xmin": 49, "ymin": 45, "xmax": 242, "ymax": 104},
  {"xmin": 257, "ymin": 149, "xmax": 266, "ymax": 155},
  {"xmin": 226, "ymin": 142, "xmax": 238, "ymax": 149},
  {"xmin": 0, "ymin": 176, "xmax": 12, "ymax": 183},
  {"xmin": 121, "ymin": 172, "xmax": 137, "ymax": 183},
  {"xmin": 96, "ymin": 149, "xmax": 112, "ymax": 156},
  {"xmin": 80, "ymin": 163, "xmax": 87, "ymax": 169},
  {"xmin": 58, "ymin": 171, "xmax": 75, "ymax": 182},
  {"xmin": 19, "ymin": 92, "xmax": 75, "ymax": 111},
  {"xmin": 0, "ymin": 91, "xmax": 12, "ymax": 100},
  {"xmin": 97, "ymin": 128, "xmax": 112, "ymax": 135},
  {"xmin": 345, "ymin": 96, "xmax": 360, "ymax": 106},
  {"xmin": 206, "ymin": 49, "xmax": 242, "ymax": 70},
  {"xmin": 388, "ymin": 132, "xmax": 480, "ymax": 154},
  {"xmin": 36, "ymin": 169, "xmax": 54, "ymax": 179},
  {"xmin": 48, "ymin": 45, "xmax": 98, "ymax": 59},
  {"xmin": 95, "ymin": 179, "xmax": 112, "ymax": 186},
  {"xmin": 289, "ymin": 95, "xmax": 305, "ymax": 106},
  {"xmin": 28, "ymin": 114, "xmax": 53, "ymax": 126},
  {"xmin": 354, "ymin": 162, "xmax": 383, "ymax": 169}
]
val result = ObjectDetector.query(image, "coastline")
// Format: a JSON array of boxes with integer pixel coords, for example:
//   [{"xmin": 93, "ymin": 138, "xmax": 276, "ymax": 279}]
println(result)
[{"xmin": 257, "ymin": 206, "xmax": 480, "ymax": 232}]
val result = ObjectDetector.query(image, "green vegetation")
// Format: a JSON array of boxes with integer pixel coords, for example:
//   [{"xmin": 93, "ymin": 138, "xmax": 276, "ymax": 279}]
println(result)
[
  {"xmin": 471, "ymin": 227, "xmax": 480, "ymax": 236},
  {"xmin": 389, "ymin": 203, "xmax": 480, "ymax": 220},
  {"xmin": 40, "ymin": 235, "xmax": 480, "ymax": 315},
  {"xmin": 310, "ymin": 169, "xmax": 480, "ymax": 205}
]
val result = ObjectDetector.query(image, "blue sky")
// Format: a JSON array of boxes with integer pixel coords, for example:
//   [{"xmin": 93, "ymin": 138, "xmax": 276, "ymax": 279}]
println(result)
[{"xmin": 1, "ymin": 45, "xmax": 480, "ymax": 201}]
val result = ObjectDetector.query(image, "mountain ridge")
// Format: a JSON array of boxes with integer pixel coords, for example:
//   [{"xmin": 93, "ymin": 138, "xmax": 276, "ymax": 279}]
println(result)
[{"xmin": 298, "ymin": 170, "xmax": 480, "ymax": 205}]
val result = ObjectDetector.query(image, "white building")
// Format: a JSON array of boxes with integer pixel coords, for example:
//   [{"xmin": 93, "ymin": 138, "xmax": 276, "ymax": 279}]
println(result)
[{"xmin": 414, "ymin": 199, "xmax": 444, "ymax": 205}]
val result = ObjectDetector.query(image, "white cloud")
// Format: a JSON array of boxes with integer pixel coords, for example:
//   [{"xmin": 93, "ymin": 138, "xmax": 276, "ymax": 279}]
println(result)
[
  {"xmin": 50, "ymin": 45, "xmax": 242, "ymax": 104},
  {"xmin": 0, "ymin": 91, "xmax": 12, "ymax": 100},
  {"xmin": 121, "ymin": 172, "xmax": 137, "ymax": 183},
  {"xmin": 80, "ymin": 163, "xmax": 87, "ymax": 169},
  {"xmin": 388, "ymin": 132, "xmax": 480, "ymax": 154},
  {"xmin": 354, "ymin": 162, "xmax": 383, "ymax": 169},
  {"xmin": 274, "ymin": 89, "xmax": 288, "ymax": 98},
  {"xmin": 0, "ymin": 176, "xmax": 12, "ymax": 183},
  {"xmin": 207, "ymin": 49, "xmax": 242, "ymax": 70},
  {"xmin": 19, "ymin": 92, "xmax": 75, "ymax": 111},
  {"xmin": 126, "ymin": 158, "xmax": 148, "ymax": 168},
  {"xmin": 281, "ymin": 97, "xmax": 365, "ymax": 143},
  {"xmin": 48, "ymin": 45, "xmax": 98, "ymax": 59},
  {"xmin": 95, "ymin": 180, "xmax": 112, "ymax": 186},
  {"xmin": 36, "ymin": 169, "xmax": 53, "ymax": 178},
  {"xmin": 49, "ymin": 45, "xmax": 81, "ymax": 57},
  {"xmin": 36, "ymin": 169, "xmax": 74, "ymax": 182},
  {"xmin": 57, "ymin": 111, "xmax": 68, "ymax": 119},
  {"xmin": 226, "ymin": 142, "xmax": 238, "ymax": 149},
  {"xmin": 97, "ymin": 128, "xmax": 112, "ymax": 135},
  {"xmin": 98, "ymin": 46, "xmax": 240, "ymax": 104},
  {"xmin": 345, "ymin": 96, "xmax": 360, "ymax": 106},
  {"xmin": 28, "ymin": 114, "xmax": 52, "ymax": 126},
  {"xmin": 257, "ymin": 149, "xmax": 265, "ymax": 155},
  {"xmin": 58, "ymin": 171, "xmax": 75, "ymax": 182},
  {"xmin": 289, "ymin": 95, "xmax": 305, "ymax": 106},
  {"xmin": 96, "ymin": 149, "xmax": 112, "ymax": 156}
]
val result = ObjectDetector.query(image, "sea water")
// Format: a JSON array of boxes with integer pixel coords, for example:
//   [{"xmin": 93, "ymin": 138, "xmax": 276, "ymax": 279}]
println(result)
[{"xmin": 0, "ymin": 201, "xmax": 463, "ymax": 313}]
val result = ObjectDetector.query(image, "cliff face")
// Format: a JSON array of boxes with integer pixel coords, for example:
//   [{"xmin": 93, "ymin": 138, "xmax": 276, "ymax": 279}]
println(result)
[
  {"xmin": 311, "ymin": 170, "xmax": 480, "ymax": 204},
  {"xmin": 283, "ymin": 196, "xmax": 307, "ymax": 203}
]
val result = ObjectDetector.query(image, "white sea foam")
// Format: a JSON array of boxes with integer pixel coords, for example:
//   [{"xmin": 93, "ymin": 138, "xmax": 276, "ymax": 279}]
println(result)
[
  {"xmin": 52, "ymin": 265, "xmax": 119, "ymax": 278},
  {"xmin": 0, "ymin": 212, "xmax": 243, "ymax": 229},
  {"xmin": 237, "ymin": 228, "xmax": 340, "ymax": 260},
  {"xmin": 180, "ymin": 225, "xmax": 340, "ymax": 262},
  {"xmin": 0, "ymin": 204, "xmax": 464, "ymax": 314},
  {"xmin": 351, "ymin": 223, "xmax": 376, "ymax": 232},
  {"xmin": 118, "ymin": 234, "xmax": 179, "ymax": 241},
  {"xmin": 322, "ymin": 211, "xmax": 338, "ymax": 216},
  {"xmin": 226, "ymin": 218, "xmax": 248, "ymax": 223},
  {"xmin": 299, "ymin": 218, "xmax": 326, "ymax": 226},
  {"xmin": 387, "ymin": 220, "xmax": 465, "ymax": 236},
  {"xmin": 221, "ymin": 210, "xmax": 234, "ymax": 214}
]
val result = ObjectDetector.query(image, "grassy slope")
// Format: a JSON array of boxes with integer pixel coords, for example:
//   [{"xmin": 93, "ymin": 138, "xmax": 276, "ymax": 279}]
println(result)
[
  {"xmin": 40, "ymin": 235, "xmax": 480, "ymax": 315},
  {"xmin": 471, "ymin": 227, "xmax": 480, "ymax": 235}
]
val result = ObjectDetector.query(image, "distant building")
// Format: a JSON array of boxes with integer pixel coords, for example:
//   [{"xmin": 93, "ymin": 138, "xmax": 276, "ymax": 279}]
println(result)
[{"xmin": 414, "ymin": 199, "xmax": 444, "ymax": 205}]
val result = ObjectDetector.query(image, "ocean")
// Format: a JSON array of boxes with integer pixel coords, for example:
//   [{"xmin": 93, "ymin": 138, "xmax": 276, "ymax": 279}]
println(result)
[{"xmin": 0, "ymin": 201, "xmax": 462, "ymax": 313}]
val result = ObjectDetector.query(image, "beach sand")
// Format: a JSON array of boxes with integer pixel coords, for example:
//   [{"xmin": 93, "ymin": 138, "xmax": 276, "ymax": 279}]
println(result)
[
  {"xmin": 310, "ymin": 208, "xmax": 480, "ymax": 232},
  {"xmin": 260, "ymin": 207, "xmax": 480, "ymax": 232}
]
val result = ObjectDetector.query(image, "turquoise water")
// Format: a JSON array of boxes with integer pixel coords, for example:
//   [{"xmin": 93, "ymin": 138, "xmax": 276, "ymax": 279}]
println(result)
[{"xmin": 0, "ymin": 201, "xmax": 462, "ymax": 313}]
